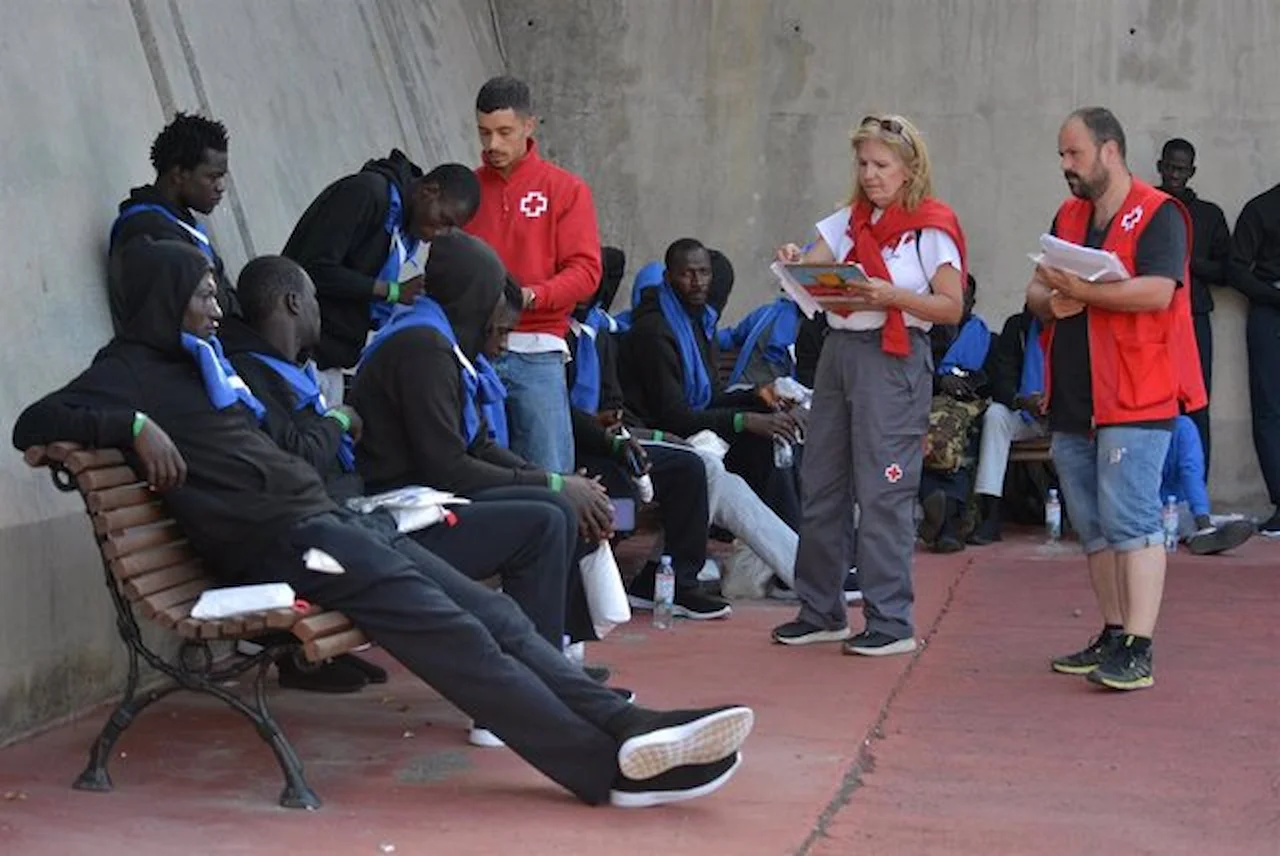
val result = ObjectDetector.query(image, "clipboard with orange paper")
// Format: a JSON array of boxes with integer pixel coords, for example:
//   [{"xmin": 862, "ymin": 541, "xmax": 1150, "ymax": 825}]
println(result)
[{"xmin": 770, "ymin": 261, "xmax": 871, "ymax": 318}]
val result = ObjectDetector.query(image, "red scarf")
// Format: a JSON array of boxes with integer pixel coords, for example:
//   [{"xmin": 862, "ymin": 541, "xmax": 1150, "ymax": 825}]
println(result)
[{"xmin": 846, "ymin": 197, "xmax": 967, "ymax": 356}]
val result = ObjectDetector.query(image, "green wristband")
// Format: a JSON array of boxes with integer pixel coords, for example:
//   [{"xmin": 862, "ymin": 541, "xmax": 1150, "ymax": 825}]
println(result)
[
  {"xmin": 611, "ymin": 436, "xmax": 624, "ymax": 454},
  {"xmin": 733, "ymin": 412, "xmax": 746, "ymax": 433},
  {"xmin": 385, "ymin": 281, "xmax": 400, "ymax": 304},
  {"xmin": 131, "ymin": 412, "xmax": 147, "ymax": 438},
  {"xmin": 547, "ymin": 473, "xmax": 564, "ymax": 492},
  {"xmin": 652, "ymin": 430, "xmax": 664, "ymax": 442},
  {"xmin": 325, "ymin": 409, "xmax": 352, "ymax": 433}
]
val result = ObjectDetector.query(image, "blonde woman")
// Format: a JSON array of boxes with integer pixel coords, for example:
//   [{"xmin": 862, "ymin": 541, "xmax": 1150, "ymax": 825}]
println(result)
[{"xmin": 771, "ymin": 114, "xmax": 967, "ymax": 655}]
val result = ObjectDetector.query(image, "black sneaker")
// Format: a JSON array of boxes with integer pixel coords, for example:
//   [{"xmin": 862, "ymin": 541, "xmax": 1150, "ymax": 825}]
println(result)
[
  {"xmin": 1050, "ymin": 631, "xmax": 1121, "ymax": 675},
  {"xmin": 335, "ymin": 653, "xmax": 388, "ymax": 684},
  {"xmin": 843, "ymin": 569, "xmax": 863, "ymax": 603},
  {"xmin": 932, "ymin": 534, "xmax": 965, "ymax": 554},
  {"xmin": 842, "ymin": 630, "xmax": 917, "ymax": 657},
  {"xmin": 771, "ymin": 619, "xmax": 851, "ymax": 646},
  {"xmin": 609, "ymin": 753, "xmax": 742, "ymax": 808},
  {"xmin": 674, "ymin": 590, "xmax": 732, "ymax": 620},
  {"xmin": 277, "ymin": 654, "xmax": 368, "ymax": 694},
  {"xmin": 584, "ymin": 664, "xmax": 612, "ymax": 684},
  {"xmin": 609, "ymin": 705, "xmax": 754, "ymax": 781},
  {"xmin": 1087, "ymin": 638, "xmax": 1154, "ymax": 690},
  {"xmin": 1187, "ymin": 519, "xmax": 1256, "ymax": 555},
  {"xmin": 967, "ymin": 516, "xmax": 1003, "ymax": 545},
  {"xmin": 1259, "ymin": 511, "xmax": 1280, "ymax": 538},
  {"xmin": 626, "ymin": 563, "xmax": 658, "ymax": 610},
  {"xmin": 612, "ymin": 687, "xmax": 637, "ymax": 704}
]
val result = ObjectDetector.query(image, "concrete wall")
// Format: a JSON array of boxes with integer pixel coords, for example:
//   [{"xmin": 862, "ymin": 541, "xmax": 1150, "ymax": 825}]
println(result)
[
  {"xmin": 495, "ymin": 0, "xmax": 1280, "ymax": 513},
  {"xmin": 0, "ymin": 0, "xmax": 501, "ymax": 742}
]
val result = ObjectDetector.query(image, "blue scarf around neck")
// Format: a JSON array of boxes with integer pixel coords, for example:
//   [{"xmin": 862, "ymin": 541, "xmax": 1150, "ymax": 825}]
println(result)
[
  {"xmin": 1017, "ymin": 317, "xmax": 1045, "ymax": 423},
  {"xmin": 248, "ymin": 352, "xmax": 355, "ymax": 471},
  {"xmin": 369, "ymin": 182, "xmax": 420, "ymax": 330},
  {"xmin": 656, "ymin": 280, "xmax": 718, "ymax": 411},
  {"xmin": 938, "ymin": 314, "xmax": 991, "ymax": 375},
  {"xmin": 475, "ymin": 354, "xmax": 509, "ymax": 448},
  {"xmin": 568, "ymin": 306, "xmax": 618, "ymax": 413},
  {"xmin": 359, "ymin": 298, "xmax": 502, "ymax": 448},
  {"xmin": 111, "ymin": 203, "xmax": 215, "ymax": 262},
  {"xmin": 180, "ymin": 333, "xmax": 266, "ymax": 422}
]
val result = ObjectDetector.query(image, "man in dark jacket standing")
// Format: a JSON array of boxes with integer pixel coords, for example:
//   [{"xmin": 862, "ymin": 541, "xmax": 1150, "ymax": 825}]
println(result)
[
  {"xmin": 108, "ymin": 112, "xmax": 238, "ymax": 331},
  {"xmin": 282, "ymin": 153, "xmax": 480, "ymax": 404},
  {"xmin": 12, "ymin": 238, "xmax": 753, "ymax": 808},
  {"xmin": 1156, "ymin": 138, "xmax": 1230, "ymax": 471},
  {"xmin": 1231, "ymin": 179, "xmax": 1280, "ymax": 535}
]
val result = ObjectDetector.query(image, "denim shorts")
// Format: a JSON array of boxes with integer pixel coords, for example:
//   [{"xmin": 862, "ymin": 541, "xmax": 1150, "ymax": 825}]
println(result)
[{"xmin": 1050, "ymin": 426, "xmax": 1172, "ymax": 554}]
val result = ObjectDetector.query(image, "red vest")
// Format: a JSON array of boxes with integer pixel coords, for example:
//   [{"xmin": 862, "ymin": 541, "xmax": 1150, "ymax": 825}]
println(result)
[{"xmin": 1043, "ymin": 178, "xmax": 1204, "ymax": 426}]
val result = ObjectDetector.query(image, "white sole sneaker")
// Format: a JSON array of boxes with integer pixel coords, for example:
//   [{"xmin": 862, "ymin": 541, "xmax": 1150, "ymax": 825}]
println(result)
[
  {"xmin": 845, "ymin": 637, "xmax": 918, "ymax": 657},
  {"xmin": 616, "ymin": 706, "xmax": 754, "ymax": 781},
  {"xmin": 609, "ymin": 753, "xmax": 743, "ymax": 808},
  {"xmin": 772, "ymin": 626, "xmax": 853, "ymax": 646},
  {"xmin": 468, "ymin": 726, "xmax": 505, "ymax": 748},
  {"xmin": 672, "ymin": 602, "xmax": 732, "ymax": 620}
]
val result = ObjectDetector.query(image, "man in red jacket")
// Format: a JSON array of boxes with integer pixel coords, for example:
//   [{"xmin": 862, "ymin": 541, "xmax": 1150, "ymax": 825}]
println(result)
[
  {"xmin": 466, "ymin": 76, "xmax": 603, "ymax": 473},
  {"xmin": 1027, "ymin": 107, "xmax": 1199, "ymax": 693}
]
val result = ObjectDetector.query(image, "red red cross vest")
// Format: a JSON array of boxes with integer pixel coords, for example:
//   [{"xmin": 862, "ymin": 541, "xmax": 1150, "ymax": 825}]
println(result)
[{"xmin": 1042, "ymin": 178, "xmax": 1205, "ymax": 426}]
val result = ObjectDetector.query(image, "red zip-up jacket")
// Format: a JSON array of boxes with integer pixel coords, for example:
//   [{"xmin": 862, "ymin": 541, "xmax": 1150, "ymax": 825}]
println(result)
[
  {"xmin": 1042, "ymin": 178, "xmax": 1204, "ymax": 426},
  {"xmin": 466, "ymin": 139, "xmax": 602, "ymax": 338}
]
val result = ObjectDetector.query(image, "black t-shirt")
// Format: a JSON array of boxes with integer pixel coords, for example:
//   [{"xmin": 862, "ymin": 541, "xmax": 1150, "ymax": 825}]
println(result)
[{"xmin": 1049, "ymin": 200, "xmax": 1187, "ymax": 433}]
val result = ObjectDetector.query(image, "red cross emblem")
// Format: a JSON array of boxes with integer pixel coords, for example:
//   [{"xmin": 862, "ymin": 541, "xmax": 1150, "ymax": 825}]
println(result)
[
  {"xmin": 884, "ymin": 463, "xmax": 903, "ymax": 483},
  {"xmin": 1120, "ymin": 204, "xmax": 1144, "ymax": 232},
  {"xmin": 519, "ymin": 190, "xmax": 549, "ymax": 219}
]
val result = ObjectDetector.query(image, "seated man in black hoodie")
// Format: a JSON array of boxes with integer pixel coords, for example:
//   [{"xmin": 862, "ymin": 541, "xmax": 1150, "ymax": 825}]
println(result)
[
  {"xmin": 565, "ymin": 273, "xmax": 731, "ymax": 620},
  {"xmin": 282, "ymin": 153, "xmax": 479, "ymax": 404},
  {"xmin": 622, "ymin": 239, "xmax": 803, "ymax": 530},
  {"xmin": 222, "ymin": 256, "xmax": 585, "ymax": 661},
  {"xmin": 109, "ymin": 112, "xmax": 239, "ymax": 331},
  {"xmin": 13, "ymin": 238, "xmax": 752, "ymax": 809}
]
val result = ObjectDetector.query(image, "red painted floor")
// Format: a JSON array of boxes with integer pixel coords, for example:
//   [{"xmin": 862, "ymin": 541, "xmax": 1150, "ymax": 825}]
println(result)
[{"xmin": 0, "ymin": 532, "xmax": 1276, "ymax": 856}]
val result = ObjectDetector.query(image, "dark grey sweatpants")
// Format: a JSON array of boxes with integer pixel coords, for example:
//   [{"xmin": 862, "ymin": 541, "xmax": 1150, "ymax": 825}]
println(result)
[{"xmin": 794, "ymin": 329, "xmax": 932, "ymax": 639}]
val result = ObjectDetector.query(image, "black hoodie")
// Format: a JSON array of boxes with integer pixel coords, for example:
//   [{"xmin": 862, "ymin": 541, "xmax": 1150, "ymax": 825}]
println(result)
[
  {"xmin": 352, "ymin": 231, "xmax": 548, "ymax": 496},
  {"xmin": 221, "ymin": 324, "xmax": 364, "ymax": 503},
  {"xmin": 13, "ymin": 240, "xmax": 336, "ymax": 581},
  {"xmin": 282, "ymin": 150, "xmax": 423, "ymax": 371},
  {"xmin": 108, "ymin": 185, "xmax": 240, "ymax": 332}
]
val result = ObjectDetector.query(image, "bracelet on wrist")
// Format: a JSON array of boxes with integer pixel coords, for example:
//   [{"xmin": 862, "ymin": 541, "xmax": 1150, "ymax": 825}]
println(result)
[
  {"xmin": 131, "ymin": 412, "xmax": 148, "ymax": 438},
  {"xmin": 325, "ymin": 409, "xmax": 352, "ymax": 433},
  {"xmin": 546, "ymin": 472, "xmax": 564, "ymax": 492},
  {"xmin": 385, "ymin": 281, "xmax": 400, "ymax": 304},
  {"xmin": 733, "ymin": 412, "xmax": 746, "ymax": 433}
]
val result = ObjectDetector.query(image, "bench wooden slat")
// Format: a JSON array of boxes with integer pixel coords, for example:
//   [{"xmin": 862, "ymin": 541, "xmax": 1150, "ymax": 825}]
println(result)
[
  {"xmin": 292, "ymin": 612, "xmax": 353, "ymax": 643},
  {"xmin": 264, "ymin": 607, "xmax": 305, "ymax": 630},
  {"xmin": 202, "ymin": 616, "xmax": 242, "ymax": 640},
  {"xmin": 87, "ymin": 483, "xmax": 153, "ymax": 513},
  {"xmin": 63, "ymin": 448, "xmax": 127, "ymax": 474},
  {"xmin": 122, "ymin": 561, "xmax": 208, "ymax": 600},
  {"xmin": 78, "ymin": 466, "xmax": 141, "ymax": 492},
  {"xmin": 94, "ymin": 502, "xmax": 167, "ymax": 534},
  {"xmin": 138, "ymin": 579, "xmax": 211, "ymax": 615},
  {"xmin": 110, "ymin": 542, "xmax": 196, "ymax": 580},
  {"xmin": 152, "ymin": 599, "xmax": 198, "ymax": 628},
  {"xmin": 303, "ymin": 629, "xmax": 369, "ymax": 664},
  {"xmin": 102, "ymin": 521, "xmax": 184, "ymax": 561}
]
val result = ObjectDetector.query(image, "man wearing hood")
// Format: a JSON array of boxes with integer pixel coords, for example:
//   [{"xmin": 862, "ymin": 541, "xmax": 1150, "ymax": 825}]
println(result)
[
  {"xmin": 1156, "ymin": 138, "xmax": 1229, "ymax": 471},
  {"xmin": 222, "ymin": 256, "xmax": 587, "ymax": 670},
  {"xmin": 108, "ymin": 112, "xmax": 239, "ymax": 332},
  {"xmin": 352, "ymin": 231, "xmax": 615, "ymax": 543},
  {"xmin": 282, "ymin": 154, "xmax": 480, "ymax": 404},
  {"xmin": 13, "ymin": 238, "xmax": 753, "ymax": 808},
  {"xmin": 465, "ymin": 76, "xmax": 603, "ymax": 475}
]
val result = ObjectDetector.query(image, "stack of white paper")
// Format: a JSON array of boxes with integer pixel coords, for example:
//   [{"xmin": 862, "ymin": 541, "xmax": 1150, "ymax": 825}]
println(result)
[
  {"xmin": 345, "ymin": 485, "xmax": 470, "ymax": 534},
  {"xmin": 1030, "ymin": 234, "xmax": 1132, "ymax": 282}
]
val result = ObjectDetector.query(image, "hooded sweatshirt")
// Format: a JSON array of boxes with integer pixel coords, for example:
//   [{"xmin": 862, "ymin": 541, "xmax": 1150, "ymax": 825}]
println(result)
[
  {"xmin": 465, "ymin": 139, "xmax": 601, "ymax": 338},
  {"xmin": 282, "ymin": 150, "xmax": 423, "ymax": 371},
  {"xmin": 108, "ymin": 185, "xmax": 240, "ymax": 332},
  {"xmin": 222, "ymin": 323, "xmax": 364, "ymax": 503},
  {"xmin": 351, "ymin": 231, "xmax": 549, "ymax": 496},
  {"xmin": 12, "ymin": 239, "xmax": 336, "ymax": 581}
]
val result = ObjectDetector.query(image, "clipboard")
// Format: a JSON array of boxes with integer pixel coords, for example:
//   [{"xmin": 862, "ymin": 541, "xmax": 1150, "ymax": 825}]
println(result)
[{"xmin": 771, "ymin": 262, "xmax": 871, "ymax": 318}]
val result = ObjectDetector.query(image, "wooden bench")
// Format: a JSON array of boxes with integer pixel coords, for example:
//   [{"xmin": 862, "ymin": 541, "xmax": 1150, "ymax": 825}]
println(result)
[
  {"xmin": 1009, "ymin": 435, "xmax": 1052, "ymax": 463},
  {"xmin": 23, "ymin": 442, "xmax": 370, "ymax": 810}
]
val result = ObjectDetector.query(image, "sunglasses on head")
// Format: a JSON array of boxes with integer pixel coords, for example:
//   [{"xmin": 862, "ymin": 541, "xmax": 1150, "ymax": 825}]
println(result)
[{"xmin": 861, "ymin": 115, "xmax": 904, "ymax": 135}]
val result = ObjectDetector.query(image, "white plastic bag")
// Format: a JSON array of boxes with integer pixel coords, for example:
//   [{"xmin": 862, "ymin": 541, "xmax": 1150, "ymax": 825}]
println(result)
[
  {"xmin": 687, "ymin": 430, "xmax": 731, "ymax": 460},
  {"xmin": 191, "ymin": 582, "xmax": 296, "ymax": 619},
  {"xmin": 579, "ymin": 541, "xmax": 630, "ymax": 638}
]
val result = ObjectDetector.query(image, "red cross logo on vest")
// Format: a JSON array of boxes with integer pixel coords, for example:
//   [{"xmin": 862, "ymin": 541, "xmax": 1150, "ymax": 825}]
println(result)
[
  {"xmin": 1120, "ymin": 204, "xmax": 1144, "ymax": 233},
  {"xmin": 519, "ymin": 190, "xmax": 549, "ymax": 219},
  {"xmin": 884, "ymin": 462, "xmax": 903, "ymax": 483}
]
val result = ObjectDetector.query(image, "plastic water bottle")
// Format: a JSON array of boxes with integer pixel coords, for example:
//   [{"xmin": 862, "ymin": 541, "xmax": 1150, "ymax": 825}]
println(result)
[
  {"xmin": 1045, "ymin": 488, "xmax": 1062, "ymax": 543},
  {"xmin": 617, "ymin": 427, "xmax": 655, "ymax": 502},
  {"xmin": 1162, "ymin": 495, "xmax": 1179, "ymax": 553},
  {"xmin": 773, "ymin": 437, "xmax": 794, "ymax": 469},
  {"xmin": 653, "ymin": 554, "xmax": 675, "ymax": 630}
]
